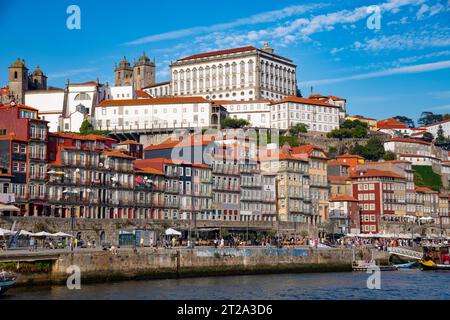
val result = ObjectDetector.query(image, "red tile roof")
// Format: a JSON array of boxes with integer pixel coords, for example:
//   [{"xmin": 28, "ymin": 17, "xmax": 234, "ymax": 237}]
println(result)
[
  {"xmin": 377, "ymin": 118, "xmax": 408, "ymax": 130},
  {"xmin": 179, "ymin": 46, "xmax": 257, "ymax": 61},
  {"xmin": 309, "ymin": 94, "xmax": 346, "ymax": 102},
  {"xmin": 135, "ymin": 90, "xmax": 152, "ymax": 98},
  {"xmin": 272, "ymin": 96, "xmax": 338, "ymax": 107},
  {"xmin": 415, "ymin": 187, "xmax": 437, "ymax": 194},
  {"xmin": 351, "ymin": 169, "xmax": 405, "ymax": 179},
  {"xmin": 424, "ymin": 118, "xmax": 450, "ymax": 127},
  {"xmin": 118, "ymin": 140, "xmax": 141, "ymax": 145},
  {"xmin": 330, "ymin": 195, "xmax": 358, "ymax": 202},
  {"xmin": 144, "ymin": 135, "xmax": 215, "ymax": 151},
  {"xmin": 337, "ymin": 154, "xmax": 365, "ymax": 160},
  {"xmin": 328, "ymin": 175, "xmax": 350, "ymax": 183},
  {"xmin": 98, "ymin": 96, "xmax": 209, "ymax": 107}
]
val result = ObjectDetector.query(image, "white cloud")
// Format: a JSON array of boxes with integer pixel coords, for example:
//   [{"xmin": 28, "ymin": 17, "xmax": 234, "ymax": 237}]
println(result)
[
  {"xmin": 352, "ymin": 28, "xmax": 450, "ymax": 51},
  {"xmin": 299, "ymin": 60, "xmax": 450, "ymax": 86},
  {"xmin": 124, "ymin": 3, "xmax": 326, "ymax": 45},
  {"xmin": 416, "ymin": 2, "xmax": 447, "ymax": 20},
  {"xmin": 191, "ymin": 0, "xmax": 426, "ymax": 49}
]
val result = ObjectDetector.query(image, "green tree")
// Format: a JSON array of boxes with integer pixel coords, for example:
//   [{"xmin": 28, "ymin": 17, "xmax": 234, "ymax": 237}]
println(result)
[
  {"xmin": 289, "ymin": 123, "xmax": 308, "ymax": 136},
  {"xmin": 383, "ymin": 151, "xmax": 397, "ymax": 161},
  {"xmin": 79, "ymin": 120, "xmax": 94, "ymax": 135},
  {"xmin": 418, "ymin": 112, "xmax": 443, "ymax": 126},
  {"xmin": 393, "ymin": 116, "xmax": 415, "ymax": 128},
  {"xmin": 352, "ymin": 138, "xmax": 385, "ymax": 161},
  {"xmin": 223, "ymin": 118, "xmax": 250, "ymax": 129},
  {"xmin": 423, "ymin": 132, "xmax": 434, "ymax": 142},
  {"xmin": 435, "ymin": 125, "xmax": 447, "ymax": 144}
]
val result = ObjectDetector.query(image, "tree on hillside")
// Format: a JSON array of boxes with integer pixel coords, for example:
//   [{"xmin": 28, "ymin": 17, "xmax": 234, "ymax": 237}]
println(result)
[
  {"xmin": 418, "ymin": 112, "xmax": 443, "ymax": 126},
  {"xmin": 383, "ymin": 151, "xmax": 397, "ymax": 161},
  {"xmin": 423, "ymin": 132, "xmax": 434, "ymax": 142},
  {"xmin": 327, "ymin": 120, "xmax": 368, "ymax": 139},
  {"xmin": 289, "ymin": 123, "xmax": 308, "ymax": 136},
  {"xmin": 223, "ymin": 118, "xmax": 250, "ymax": 129},
  {"xmin": 435, "ymin": 125, "xmax": 448, "ymax": 144},
  {"xmin": 351, "ymin": 137, "xmax": 385, "ymax": 161},
  {"xmin": 79, "ymin": 120, "xmax": 94, "ymax": 135},
  {"xmin": 393, "ymin": 116, "xmax": 415, "ymax": 128}
]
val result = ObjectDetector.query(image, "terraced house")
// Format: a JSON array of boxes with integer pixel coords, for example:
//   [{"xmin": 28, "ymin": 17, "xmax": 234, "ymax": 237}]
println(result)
[
  {"xmin": 260, "ymin": 148, "xmax": 311, "ymax": 223},
  {"xmin": 0, "ymin": 103, "xmax": 49, "ymax": 216}
]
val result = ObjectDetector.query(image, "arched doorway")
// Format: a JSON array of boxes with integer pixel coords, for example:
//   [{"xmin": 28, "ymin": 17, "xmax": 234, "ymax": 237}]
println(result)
[{"xmin": 99, "ymin": 231, "xmax": 106, "ymax": 246}]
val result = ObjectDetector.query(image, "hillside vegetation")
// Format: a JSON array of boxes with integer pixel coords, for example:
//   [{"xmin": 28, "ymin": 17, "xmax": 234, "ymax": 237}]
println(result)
[{"xmin": 413, "ymin": 165, "xmax": 443, "ymax": 191}]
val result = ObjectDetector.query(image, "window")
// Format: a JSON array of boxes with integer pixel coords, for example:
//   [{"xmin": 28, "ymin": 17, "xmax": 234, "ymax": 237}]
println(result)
[
  {"xmin": 13, "ymin": 143, "xmax": 19, "ymax": 153},
  {"xmin": 74, "ymin": 93, "xmax": 91, "ymax": 101}
]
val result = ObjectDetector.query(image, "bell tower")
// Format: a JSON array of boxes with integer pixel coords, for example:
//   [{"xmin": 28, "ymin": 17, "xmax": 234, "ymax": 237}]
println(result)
[
  {"xmin": 8, "ymin": 58, "xmax": 29, "ymax": 104},
  {"xmin": 133, "ymin": 52, "xmax": 155, "ymax": 90},
  {"xmin": 114, "ymin": 56, "xmax": 133, "ymax": 87}
]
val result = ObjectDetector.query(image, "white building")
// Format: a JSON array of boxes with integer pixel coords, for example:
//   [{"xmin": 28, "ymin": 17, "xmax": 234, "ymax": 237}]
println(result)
[
  {"xmin": 142, "ymin": 81, "xmax": 171, "ymax": 97},
  {"xmin": 269, "ymin": 96, "xmax": 341, "ymax": 133},
  {"xmin": 215, "ymin": 99, "xmax": 272, "ymax": 128},
  {"xmin": 110, "ymin": 86, "xmax": 135, "ymax": 100},
  {"xmin": 424, "ymin": 119, "xmax": 450, "ymax": 139},
  {"xmin": 25, "ymin": 88, "xmax": 65, "ymax": 132},
  {"xmin": 24, "ymin": 80, "xmax": 111, "ymax": 133},
  {"xmin": 399, "ymin": 154, "xmax": 441, "ymax": 166},
  {"xmin": 61, "ymin": 81, "xmax": 111, "ymax": 132},
  {"xmin": 309, "ymin": 94, "xmax": 347, "ymax": 120},
  {"xmin": 170, "ymin": 43, "xmax": 297, "ymax": 102},
  {"xmin": 94, "ymin": 96, "xmax": 226, "ymax": 131}
]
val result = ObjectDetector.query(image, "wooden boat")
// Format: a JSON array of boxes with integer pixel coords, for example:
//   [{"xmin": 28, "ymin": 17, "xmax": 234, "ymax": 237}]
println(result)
[
  {"xmin": 0, "ymin": 272, "xmax": 17, "ymax": 295},
  {"xmin": 352, "ymin": 248, "xmax": 397, "ymax": 271},
  {"xmin": 419, "ymin": 245, "xmax": 450, "ymax": 271},
  {"xmin": 352, "ymin": 260, "xmax": 398, "ymax": 271}
]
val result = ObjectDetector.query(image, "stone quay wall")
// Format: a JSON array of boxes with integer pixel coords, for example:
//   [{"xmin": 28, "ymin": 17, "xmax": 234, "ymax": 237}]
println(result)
[{"xmin": 46, "ymin": 247, "xmax": 385, "ymax": 285}]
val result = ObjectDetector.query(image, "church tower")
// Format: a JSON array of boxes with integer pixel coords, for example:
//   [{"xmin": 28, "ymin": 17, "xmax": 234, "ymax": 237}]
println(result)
[
  {"xmin": 30, "ymin": 66, "xmax": 47, "ymax": 90},
  {"xmin": 133, "ymin": 52, "xmax": 155, "ymax": 90},
  {"xmin": 8, "ymin": 58, "xmax": 29, "ymax": 104},
  {"xmin": 114, "ymin": 56, "xmax": 133, "ymax": 87}
]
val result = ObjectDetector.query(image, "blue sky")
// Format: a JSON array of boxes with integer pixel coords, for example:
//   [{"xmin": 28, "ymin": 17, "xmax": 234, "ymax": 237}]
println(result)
[{"xmin": 0, "ymin": 0, "xmax": 449, "ymax": 123}]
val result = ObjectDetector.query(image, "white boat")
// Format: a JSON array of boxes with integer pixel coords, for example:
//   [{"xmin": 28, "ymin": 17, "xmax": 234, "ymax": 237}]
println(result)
[{"xmin": 0, "ymin": 273, "xmax": 17, "ymax": 295}]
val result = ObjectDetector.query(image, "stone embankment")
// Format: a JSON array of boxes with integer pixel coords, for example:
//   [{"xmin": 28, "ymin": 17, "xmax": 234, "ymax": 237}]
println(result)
[{"xmin": 0, "ymin": 247, "xmax": 389, "ymax": 287}]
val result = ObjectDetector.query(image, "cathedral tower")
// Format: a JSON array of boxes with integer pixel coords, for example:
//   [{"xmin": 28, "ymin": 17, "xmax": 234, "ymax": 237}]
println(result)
[
  {"xmin": 30, "ymin": 66, "xmax": 47, "ymax": 90},
  {"xmin": 114, "ymin": 56, "xmax": 133, "ymax": 87},
  {"xmin": 8, "ymin": 58, "xmax": 29, "ymax": 104},
  {"xmin": 133, "ymin": 52, "xmax": 155, "ymax": 90}
]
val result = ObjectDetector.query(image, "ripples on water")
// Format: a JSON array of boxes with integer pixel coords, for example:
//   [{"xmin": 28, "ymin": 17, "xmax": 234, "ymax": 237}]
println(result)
[{"xmin": 3, "ymin": 270, "xmax": 450, "ymax": 300}]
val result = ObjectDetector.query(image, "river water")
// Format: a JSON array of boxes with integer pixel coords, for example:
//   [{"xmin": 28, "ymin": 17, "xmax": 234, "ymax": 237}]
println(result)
[{"xmin": 3, "ymin": 270, "xmax": 450, "ymax": 300}]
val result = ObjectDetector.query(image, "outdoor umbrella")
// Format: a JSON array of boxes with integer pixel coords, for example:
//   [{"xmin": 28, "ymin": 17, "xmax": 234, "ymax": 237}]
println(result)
[
  {"xmin": 33, "ymin": 231, "xmax": 54, "ymax": 237},
  {"xmin": 52, "ymin": 232, "xmax": 73, "ymax": 238},
  {"xmin": 165, "ymin": 228, "xmax": 182, "ymax": 236},
  {"xmin": 0, "ymin": 228, "xmax": 12, "ymax": 236}
]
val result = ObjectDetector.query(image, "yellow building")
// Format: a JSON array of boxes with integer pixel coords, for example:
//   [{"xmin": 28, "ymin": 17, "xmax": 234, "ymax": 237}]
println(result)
[
  {"xmin": 260, "ymin": 152, "xmax": 311, "ymax": 223},
  {"xmin": 345, "ymin": 115, "xmax": 378, "ymax": 131}
]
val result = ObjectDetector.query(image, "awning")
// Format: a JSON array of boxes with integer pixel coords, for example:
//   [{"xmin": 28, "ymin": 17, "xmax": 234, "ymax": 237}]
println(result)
[
  {"xmin": 0, "ymin": 204, "xmax": 20, "ymax": 212},
  {"xmin": 165, "ymin": 228, "xmax": 182, "ymax": 236}
]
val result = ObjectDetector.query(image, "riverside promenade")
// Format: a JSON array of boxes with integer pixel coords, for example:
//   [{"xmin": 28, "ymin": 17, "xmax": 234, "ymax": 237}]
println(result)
[{"xmin": 0, "ymin": 246, "xmax": 389, "ymax": 287}]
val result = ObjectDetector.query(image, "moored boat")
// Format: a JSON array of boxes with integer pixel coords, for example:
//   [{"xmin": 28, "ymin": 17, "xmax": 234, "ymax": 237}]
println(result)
[
  {"xmin": 419, "ymin": 245, "xmax": 450, "ymax": 271},
  {"xmin": 352, "ymin": 260, "xmax": 398, "ymax": 271},
  {"xmin": 0, "ymin": 272, "xmax": 18, "ymax": 295},
  {"xmin": 394, "ymin": 261, "xmax": 418, "ymax": 269}
]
